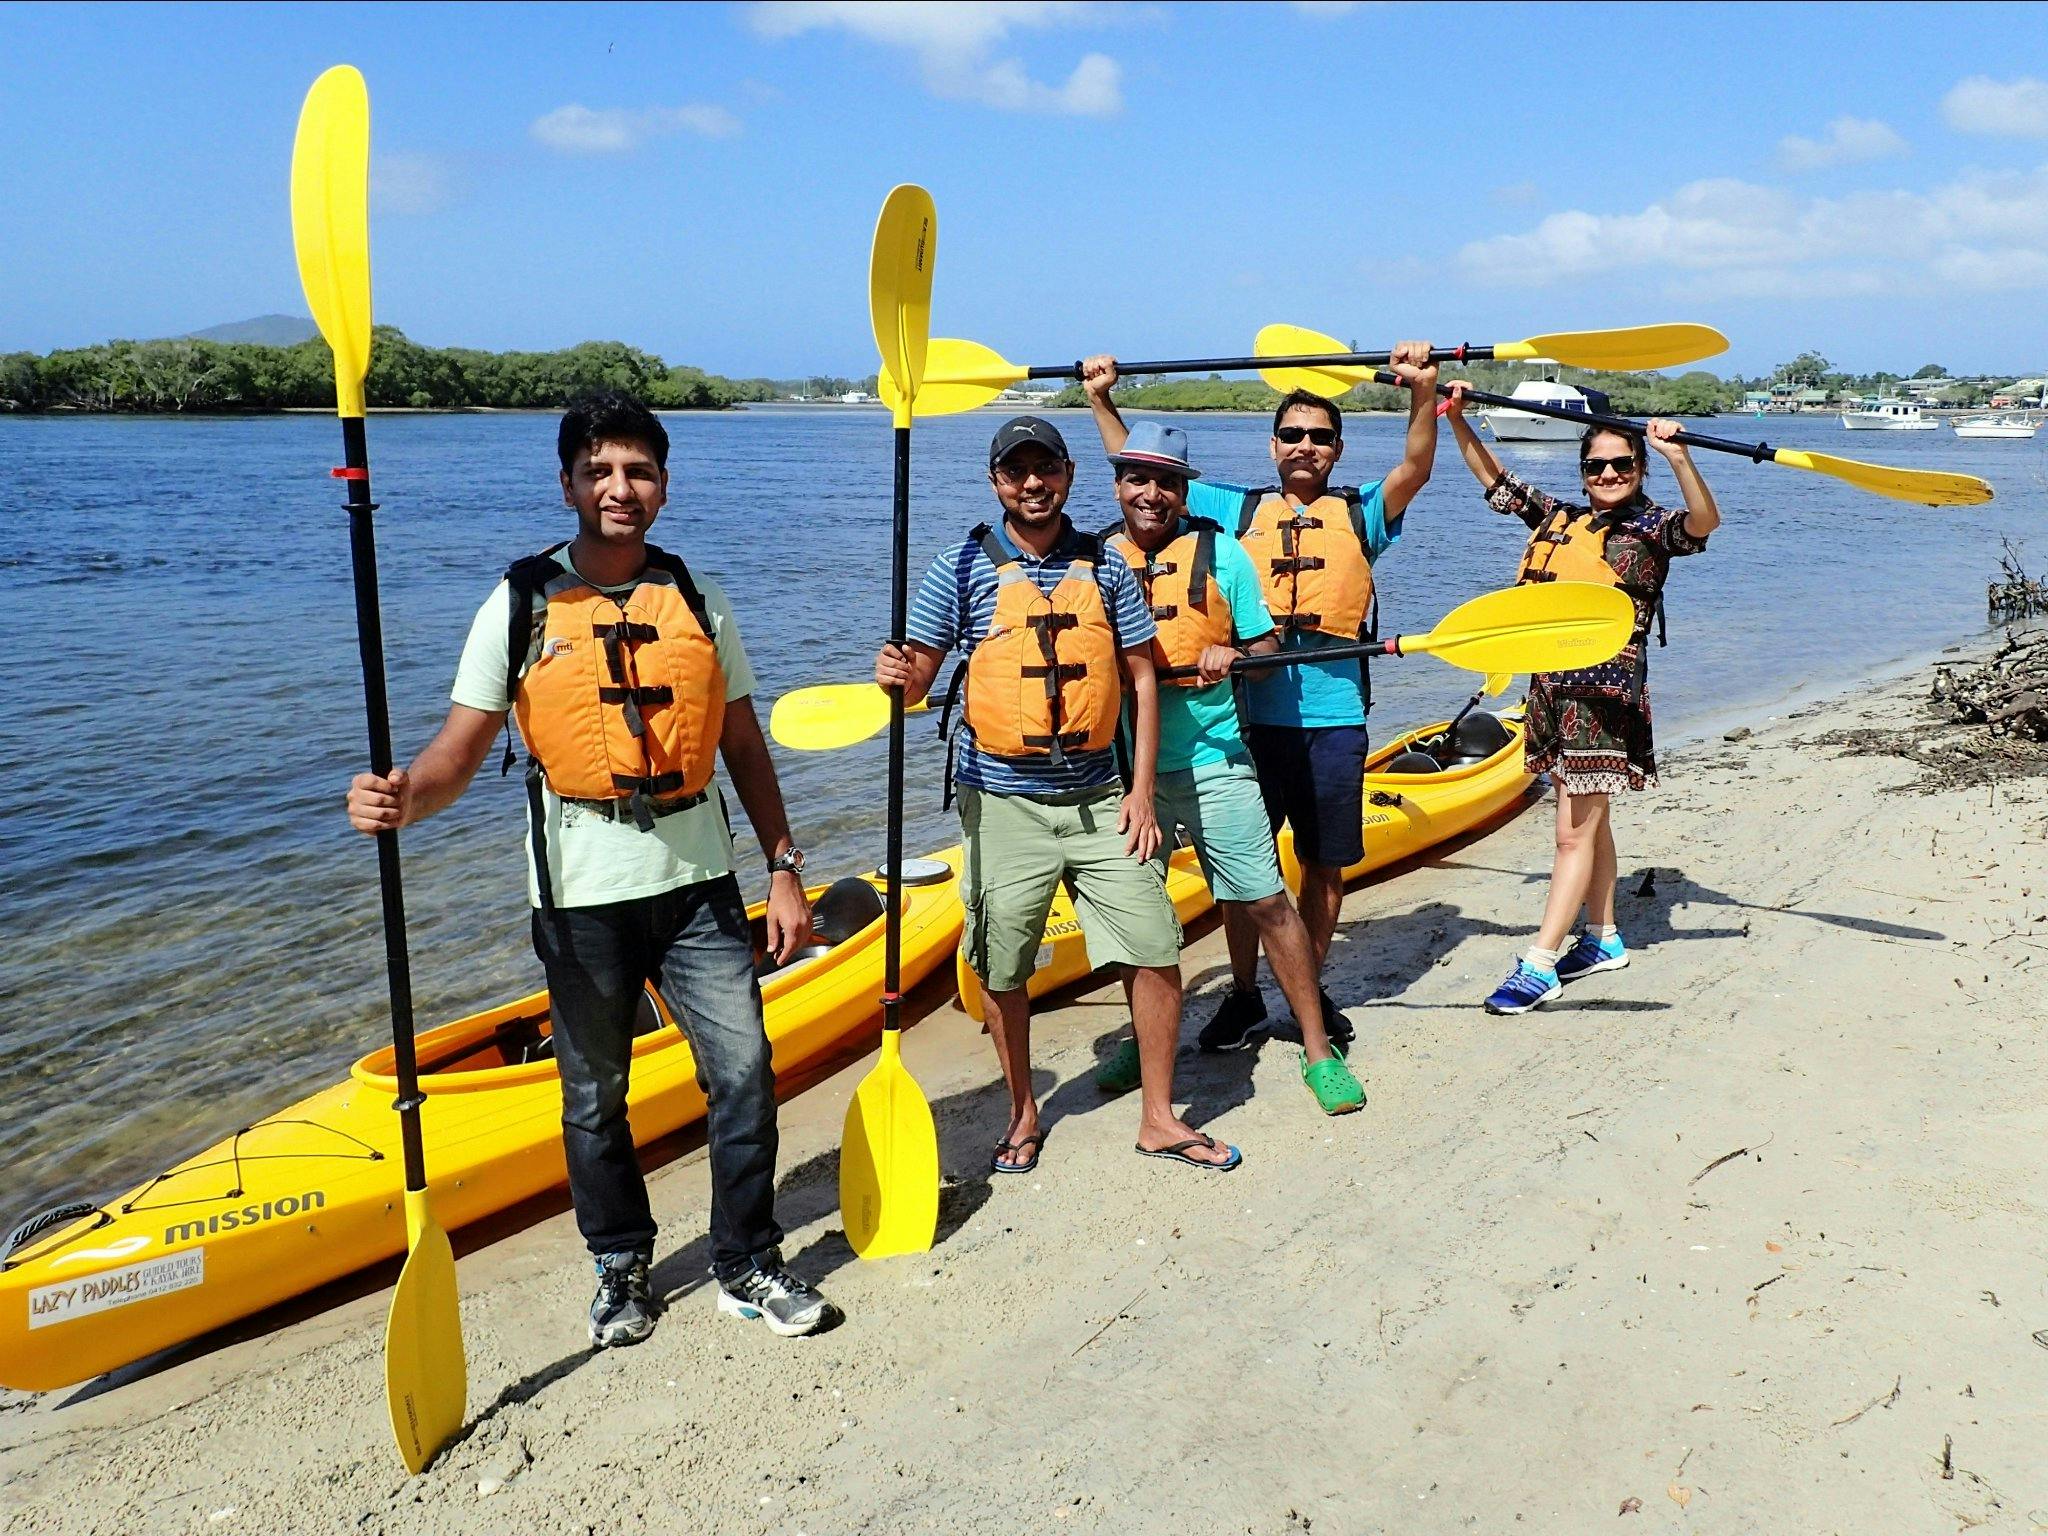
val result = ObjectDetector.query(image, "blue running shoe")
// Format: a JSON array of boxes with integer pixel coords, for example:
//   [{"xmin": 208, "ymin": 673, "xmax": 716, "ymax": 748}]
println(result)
[
  {"xmin": 1484, "ymin": 961, "xmax": 1562, "ymax": 1015},
  {"xmin": 1556, "ymin": 932, "xmax": 1629, "ymax": 982}
]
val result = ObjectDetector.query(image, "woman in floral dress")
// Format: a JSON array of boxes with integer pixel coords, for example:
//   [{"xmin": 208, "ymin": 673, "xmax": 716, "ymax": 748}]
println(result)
[{"xmin": 1442, "ymin": 384, "xmax": 1721, "ymax": 1013}]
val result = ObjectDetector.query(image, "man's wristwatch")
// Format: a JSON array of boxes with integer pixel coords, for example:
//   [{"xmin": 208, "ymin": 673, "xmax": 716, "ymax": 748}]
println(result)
[{"xmin": 768, "ymin": 847, "xmax": 806, "ymax": 878}]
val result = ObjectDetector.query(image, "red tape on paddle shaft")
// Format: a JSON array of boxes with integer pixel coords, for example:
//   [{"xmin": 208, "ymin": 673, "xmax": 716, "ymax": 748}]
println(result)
[{"xmin": 331, "ymin": 467, "xmax": 368, "ymax": 479}]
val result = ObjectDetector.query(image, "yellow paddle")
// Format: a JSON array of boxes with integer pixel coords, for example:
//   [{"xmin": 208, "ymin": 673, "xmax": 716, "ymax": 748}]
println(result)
[
  {"xmin": 841, "ymin": 186, "xmax": 940, "ymax": 1261},
  {"xmin": 1157, "ymin": 582, "xmax": 1638, "ymax": 681},
  {"xmin": 771, "ymin": 687, "xmax": 930, "ymax": 752},
  {"xmin": 1255, "ymin": 322, "xmax": 1728, "ymax": 397},
  {"xmin": 776, "ymin": 585, "xmax": 1627, "ymax": 754},
  {"xmin": 1427, "ymin": 375, "xmax": 1995, "ymax": 507},
  {"xmin": 292, "ymin": 64, "xmax": 465, "ymax": 1475},
  {"xmin": 877, "ymin": 323, "xmax": 1729, "ymax": 418}
]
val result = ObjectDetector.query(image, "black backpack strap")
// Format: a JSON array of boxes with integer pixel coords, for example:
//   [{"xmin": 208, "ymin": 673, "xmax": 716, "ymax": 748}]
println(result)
[
  {"xmin": 1336, "ymin": 486, "xmax": 1367, "ymax": 544},
  {"xmin": 1236, "ymin": 488, "xmax": 1272, "ymax": 537},
  {"xmin": 1077, "ymin": 532, "xmax": 1121, "ymax": 653},
  {"xmin": 501, "ymin": 542, "xmax": 570, "ymax": 776},
  {"xmin": 1186, "ymin": 523, "xmax": 1216, "ymax": 610},
  {"xmin": 642, "ymin": 544, "xmax": 715, "ymax": 635}
]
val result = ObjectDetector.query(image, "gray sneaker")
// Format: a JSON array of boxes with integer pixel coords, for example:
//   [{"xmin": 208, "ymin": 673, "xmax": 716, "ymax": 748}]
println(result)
[
  {"xmin": 716, "ymin": 1248, "xmax": 830, "ymax": 1337},
  {"xmin": 588, "ymin": 1251, "xmax": 658, "ymax": 1349}
]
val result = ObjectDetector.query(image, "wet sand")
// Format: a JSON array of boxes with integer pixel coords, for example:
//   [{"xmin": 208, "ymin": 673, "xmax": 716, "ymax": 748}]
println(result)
[{"xmin": 6, "ymin": 637, "xmax": 2046, "ymax": 1535}]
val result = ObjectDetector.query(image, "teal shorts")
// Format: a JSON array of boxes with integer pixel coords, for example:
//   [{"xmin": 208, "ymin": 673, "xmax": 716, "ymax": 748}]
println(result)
[{"xmin": 1152, "ymin": 755, "xmax": 1285, "ymax": 905}]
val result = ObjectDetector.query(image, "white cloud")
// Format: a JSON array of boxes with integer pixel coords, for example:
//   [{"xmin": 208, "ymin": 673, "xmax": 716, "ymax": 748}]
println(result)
[
  {"xmin": 1457, "ymin": 165, "xmax": 2048, "ymax": 298},
  {"xmin": 530, "ymin": 103, "xmax": 742, "ymax": 154},
  {"xmin": 750, "ymin": 1, "xmax": 1123, "ymax": 116},
  {"xmin": 1943, "ymin": 75, "xmax": 2048, "ymax": 138},
  {"xmin": 1776, "ymin": 115, "xmax": 1907, "ymax": 172},
  {"xmin": 371, "ymin": 152, "xmax": 457, "ymax": 216}
]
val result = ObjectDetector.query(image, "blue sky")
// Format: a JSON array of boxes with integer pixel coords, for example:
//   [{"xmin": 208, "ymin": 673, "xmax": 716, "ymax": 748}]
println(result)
[{"xmin": 5, "ymin": 1, "xmax": 2048, "ymax": 377}]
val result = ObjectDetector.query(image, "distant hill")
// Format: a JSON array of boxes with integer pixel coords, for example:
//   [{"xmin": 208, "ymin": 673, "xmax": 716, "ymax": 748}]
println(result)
[{"xmin": 183, "ymin": 314, "xmax": 319, "ymax": 346}]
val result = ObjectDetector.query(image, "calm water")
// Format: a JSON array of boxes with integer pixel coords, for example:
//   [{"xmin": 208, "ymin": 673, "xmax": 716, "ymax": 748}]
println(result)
[{"xmin": 3, "ymin": 407, "xmax": 2041, "ymax": 1217}]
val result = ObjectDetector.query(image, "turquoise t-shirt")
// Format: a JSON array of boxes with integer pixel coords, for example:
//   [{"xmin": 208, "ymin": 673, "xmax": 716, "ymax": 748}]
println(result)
[
  {"xmin": 1119, "ymin": 519, "xmax": 1275, "ymax": 773},
  {"xmin": 1186, "ymin": 477, "xmax": 1401, "ymax": 729}
]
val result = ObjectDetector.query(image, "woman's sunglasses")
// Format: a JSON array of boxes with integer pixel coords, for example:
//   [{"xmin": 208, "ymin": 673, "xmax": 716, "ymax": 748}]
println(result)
[
  {"xmin": 1580, "ymin": 454, "xmax": 1639, "ymax": 477},
  {"xmin": 1275, "ymin": 425, "xmax": 1339, "ymax": 446}
]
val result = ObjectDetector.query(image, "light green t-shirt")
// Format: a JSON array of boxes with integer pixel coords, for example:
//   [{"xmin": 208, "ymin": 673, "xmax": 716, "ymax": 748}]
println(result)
[
  {"xmin": 451, "ymin": 550, "xmax": 758, "ymax": 909},
  {"xmin": 1121, "ymin": 521, "xmax": 1277, "ymax": 774}
]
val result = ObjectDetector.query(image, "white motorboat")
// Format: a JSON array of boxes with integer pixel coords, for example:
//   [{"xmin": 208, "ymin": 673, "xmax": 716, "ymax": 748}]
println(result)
[
  {"xmin": 1479, "ymin": 376, "xmax": 1613, "ymax": 442},
  {"xmin": 1952, "ymin": 414, "xmax": 2040, "ymax": 439},
  {"xmin": 1840, "ymin": 396, "xmax": 1938, "ymax": 430}
]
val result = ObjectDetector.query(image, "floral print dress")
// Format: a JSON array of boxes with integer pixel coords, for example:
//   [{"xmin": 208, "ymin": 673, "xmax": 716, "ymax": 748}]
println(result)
[{"xmin": 1486, "ymin": 469, "xmax": 1708, "ymax": 795}]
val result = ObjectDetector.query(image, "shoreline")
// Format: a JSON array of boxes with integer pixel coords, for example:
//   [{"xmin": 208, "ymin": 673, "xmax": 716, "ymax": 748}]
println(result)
[{"xmin": 6, "ymin": 629, "xmax": 2046, "ymax": 1532}]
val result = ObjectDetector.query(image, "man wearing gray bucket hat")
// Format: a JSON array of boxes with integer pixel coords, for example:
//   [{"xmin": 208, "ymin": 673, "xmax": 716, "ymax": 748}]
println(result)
[
  {"xmin": 1087, "ymin": 414, "xmax": 1365, "ymax": 1116},
  {"xmin": 1084, "ymin": 348, "xmax": 1439, "ymax": 1068}
]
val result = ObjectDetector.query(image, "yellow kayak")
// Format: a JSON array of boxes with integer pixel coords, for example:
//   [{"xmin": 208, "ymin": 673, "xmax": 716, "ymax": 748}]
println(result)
[
  {"xmin": 956, "ymin": 712, "xmax": 1532, "ymax": 1016},
  {"xmin": 0, "ymin": 854, "xmax": 964, "ymax": 1393}
]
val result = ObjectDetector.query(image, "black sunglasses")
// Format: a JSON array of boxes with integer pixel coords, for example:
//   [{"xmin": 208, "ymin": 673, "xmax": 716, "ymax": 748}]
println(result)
[
  {"xmin": 1275, "ymin": 425, "xmax": 1339, "ymax": 446},
  {"xmin": 1580, "ymin": 454, "xmax": 1639, "ymax": 477}
]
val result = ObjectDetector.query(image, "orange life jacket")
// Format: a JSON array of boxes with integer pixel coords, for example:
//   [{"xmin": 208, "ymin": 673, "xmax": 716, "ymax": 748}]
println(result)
[
  {"xmin": 1516, "ymin": 502, "xmax": 1666, "ymax": 645},
  {"xmin": 504, "ymin": 543, "xmax": 725, "ymax": 866},
  {"xmin": 959, "ymin": 523, "xmax": 1122, "ymax": 761},
  {"xmin": 1235, "ymin": 488, "xmax": 1375, "ymax": 641},
  {"xmin": 1103, "ymin": 516, "xmax": 1232, "ymax": 684}
]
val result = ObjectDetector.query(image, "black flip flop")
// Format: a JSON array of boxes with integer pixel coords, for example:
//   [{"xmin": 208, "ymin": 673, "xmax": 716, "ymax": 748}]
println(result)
[
  {"xmin": 1134, "ymin": 1132, "xmax": 1242, "ymax": 1172},
  {"xmin": 991, "ymin": 1131, "xmax": 1045, "ymax": 1175}
]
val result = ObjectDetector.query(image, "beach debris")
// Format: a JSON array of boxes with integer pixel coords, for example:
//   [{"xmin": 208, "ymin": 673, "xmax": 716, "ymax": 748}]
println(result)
[
  {"xmin": 1988, "ymin": 539, "xmax": 2048, "ymax": 624},
  {"xmin": 1942, "ymin": 1435, "xmax": 1955, "ymax": 1480},
  {"xmin": 1722, "ymin": 726, "xmax": 1752, "ymax": 742},
  {"xmin": 2032, "ymin": 1329, "xmax": 2048, "ymax": 1351},
  {"xmin": 476, "ymin": 1478, "xmax": 503, "ymax": 1497},
  {"xmin": 1830, "ymin": 1374, "xmax": 1902, "ymax": 1427},
  {"xmin": 1689, "ymin": 1133, "xmax": 1773, "ymax": 1186},
  {"xmin": 1618, "ymin": 1495, "xmax": 1643, "ymax": 1514},
  {"xmin": 1667, "ymin": 1484, "xmax": 1692, "ymax": 1509},
  {"xmin": 1635, "ymin": 870, "xmax": 1658, "ymax": 899}
]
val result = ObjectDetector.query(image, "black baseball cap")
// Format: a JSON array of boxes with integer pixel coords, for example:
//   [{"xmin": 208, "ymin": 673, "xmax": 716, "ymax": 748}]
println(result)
[{"xmin": 988, "ymin": 415, "xmax": 1070, "ymax": 469}]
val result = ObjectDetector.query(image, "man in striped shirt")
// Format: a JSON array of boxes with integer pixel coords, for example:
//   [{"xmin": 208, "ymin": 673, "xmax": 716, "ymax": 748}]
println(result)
[{"xmin": 874, "ymin": 416, "xmax": 1242, "ymax": 1175}]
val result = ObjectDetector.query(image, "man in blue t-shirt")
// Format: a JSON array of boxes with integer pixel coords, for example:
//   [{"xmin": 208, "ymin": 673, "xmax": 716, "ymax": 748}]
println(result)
[
  {"xmin": 874, "ymin": 416, "xmax": 1242, "ymax": 1175},
  {"xmin": 1083, "ymin": 348, "xmax": 1440, "ymax": 1053}
]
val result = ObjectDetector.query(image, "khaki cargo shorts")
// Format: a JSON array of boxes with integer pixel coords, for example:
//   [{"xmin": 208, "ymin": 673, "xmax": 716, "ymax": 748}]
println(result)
[{"xmin": 958, "ymin": 785, "xmax": 1184, "ymax": 994}]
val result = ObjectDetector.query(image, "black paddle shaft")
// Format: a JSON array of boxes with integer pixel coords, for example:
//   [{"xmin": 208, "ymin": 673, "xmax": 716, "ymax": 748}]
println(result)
[
  {"xmin": 882, "ymin": 425, "xmax": 909, "ymax": 1033},
  {"xmin": 338, "ymin": 415, "xmax": 427, "ymax": 1195},
  {"xmin": 1395, "ymin": 373, "xmax": 1782, "ymax": 463},
  {"xmin": 1158, "ymin": 637, "xmax": 1398, "ymax": 683},
  {"xmin": 1027, "ymin": 344, "xmax": 1499, "ymax": 383}
]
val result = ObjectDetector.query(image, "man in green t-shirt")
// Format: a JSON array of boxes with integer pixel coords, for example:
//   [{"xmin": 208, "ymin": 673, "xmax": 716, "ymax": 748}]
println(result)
[
  {"xmin": 1089, "ymin": 419, "xmax": 1365, "ymax": 1116},
  {"xmin": 344, "ymin": 392, "xmax": 832, "ymax": 1350}
]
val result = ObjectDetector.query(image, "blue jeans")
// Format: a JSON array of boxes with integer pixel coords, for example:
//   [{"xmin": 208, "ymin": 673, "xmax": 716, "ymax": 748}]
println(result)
[{"xmin": 531, "ymin": 874, "xmax": 781, "ymax": 1280}]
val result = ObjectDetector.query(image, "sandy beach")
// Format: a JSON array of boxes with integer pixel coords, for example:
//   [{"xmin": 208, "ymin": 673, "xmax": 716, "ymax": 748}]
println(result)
[{"xmin": 6, "ymin": 635, "xmax": 2046, "ymax": 1536}]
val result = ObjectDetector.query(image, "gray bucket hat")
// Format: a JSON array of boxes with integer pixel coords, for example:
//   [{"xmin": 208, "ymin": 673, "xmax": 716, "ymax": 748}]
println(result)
[{"xmin": 1107, "ymin": 420, "xmax": 1201, "ymax": 480}]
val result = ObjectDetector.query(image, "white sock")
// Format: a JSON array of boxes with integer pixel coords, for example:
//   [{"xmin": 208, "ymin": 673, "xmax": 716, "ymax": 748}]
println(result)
[
  {"xmin": 1590, "ymin": 924, "xmax": 1620, "ymax": 944},
  {"xmin": 1525, "ymin": 944, "xmax": 1564, "ymax": 973}
]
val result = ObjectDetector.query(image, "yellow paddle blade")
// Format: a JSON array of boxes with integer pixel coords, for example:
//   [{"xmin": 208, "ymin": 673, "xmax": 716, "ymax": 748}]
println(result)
[
  {"xmin": 290, "ymin": 66, "xmax": 373, "ymax": 418},
  {"xmin": 1255, "ymin": 324, "xmax": 1370, "ymax": 397},
  {"xmin": 1483, "ymin": 671, "xmax": 1512, "ymax": 697},
  {"xmin": 869, "ymin": 185, "xmax": 936, "ymax": 428},
  {"xmin": 1773, "ymin": 448, "xmax": 1993, "ymax": 507},
  {"xmin": 1493, "ymin": 323, "xmax": 1728, "ymax": 370},
  {"xmin": 1406, "ymin": 583, "xmax": 1634, "ymax": 675},
  {"xmin": 770, "ymin": 684, "xmax": 931, "ymax": 751},
  {"xmin": 841, "ymin": 1032, "xmax": 939, "ymax": 1258},
  {"xmin": 1256, "ymin": 321, "xmax": 1730, "ymax": 397},
  {"xmin": 877, "ymin": 337, "xmax": 1029, "ymax": 418},
  {"xmin": 385, "ymin": 1188, "xmax": 466, "ymax": 1475}
]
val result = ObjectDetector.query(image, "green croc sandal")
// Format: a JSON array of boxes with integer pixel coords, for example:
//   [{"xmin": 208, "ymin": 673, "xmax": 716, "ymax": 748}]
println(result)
[
  {"xmin": 1301, "ymin": 1053, "xmax": 1365, "ymax": 1116},
  {"xmin": 1093, "ymin": 1038, "xmax": 1142, "ymax": 1095}
]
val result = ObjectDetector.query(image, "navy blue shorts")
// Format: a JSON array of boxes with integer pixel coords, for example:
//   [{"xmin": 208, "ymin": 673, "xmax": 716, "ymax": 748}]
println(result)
[{"xmin": 1244, "ymin": 722, "xmax": 1371, "ymax": 869}]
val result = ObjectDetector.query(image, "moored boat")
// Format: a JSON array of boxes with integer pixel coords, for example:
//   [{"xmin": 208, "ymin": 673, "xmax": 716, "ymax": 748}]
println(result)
[
  {"xmin": 0, "ymin": 854, "xmax": 965, "ymax": 1392},
  {"xmin": 1841, "ymin": 397, "xmax": 1938, "ymax": 430},
  {"xmin": 1479, "ymin": 377, "xmax": 1613, "ymax": 443},
  {"xmin": 1951, "ymin": 414, "xmax": 2040, "ymax": 440}
]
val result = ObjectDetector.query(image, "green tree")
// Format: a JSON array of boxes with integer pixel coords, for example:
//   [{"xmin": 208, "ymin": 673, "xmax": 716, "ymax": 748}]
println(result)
[
  {"xmin": 1772, "ymin": 351, "xmax": 1831, "ymax": 387},
  {"xmin": 1912, "ymin": 363, "xmax": 1948, "ymax": 379}
]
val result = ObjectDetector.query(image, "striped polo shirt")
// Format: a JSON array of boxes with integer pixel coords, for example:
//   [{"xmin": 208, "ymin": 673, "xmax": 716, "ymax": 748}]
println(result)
[{"xmin": 906, "ymin": 515, "xmax": 1156, "ymax": 797}]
